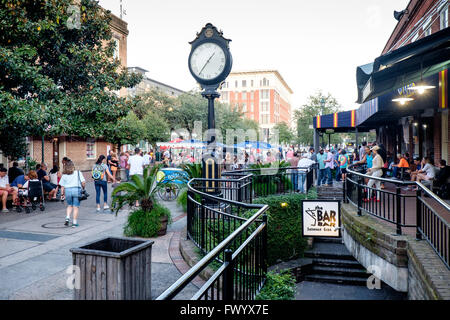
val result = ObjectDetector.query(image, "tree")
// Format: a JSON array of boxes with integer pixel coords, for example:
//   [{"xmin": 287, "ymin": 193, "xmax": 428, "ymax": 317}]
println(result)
[
  {"xmin": 104, "ymin": 111, "xmax": 145, "ymax": 147},
  {"xmin": 272, "ymin": 122, "xmax": 294, "ymax": 145},
  {"xmin": 142, "ymin": 110, "xmax": 170, "ymax": 147},
  {"xmin": 294, "ymin": 91, "xmax": 342, "ymax": 146},
  {"xmin": 0, "ymin": 0, "xmax": 142, "ymax": 159}
]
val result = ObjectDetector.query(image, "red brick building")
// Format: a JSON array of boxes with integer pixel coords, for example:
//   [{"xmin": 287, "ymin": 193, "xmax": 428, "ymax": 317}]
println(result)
[{"xmin": 218, "ymin": 70, "xmax": 293, "ymax": 141}]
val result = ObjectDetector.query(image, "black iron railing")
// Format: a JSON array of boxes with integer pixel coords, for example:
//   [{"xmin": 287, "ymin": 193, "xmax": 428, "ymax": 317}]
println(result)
[
  {"xmin": 157, "ymin": 177, "xmax": 269, "ymax": 300},
  {"xmin": 415, "ymin": 182, "xmax": 450, "ymax": 269},
  {"xmin": 223, "ymin": 166, "xmax": 316, "ymax": 198},
  {"xmin": 345, "ymin": 164, "xmax": 449, "ymax": 269}
]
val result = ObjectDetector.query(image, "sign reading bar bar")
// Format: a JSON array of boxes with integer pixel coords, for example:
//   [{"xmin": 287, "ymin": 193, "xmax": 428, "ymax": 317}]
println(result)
[{"xmin": 302, "ymin": 200, "xmax": 341, "ymax": 238}]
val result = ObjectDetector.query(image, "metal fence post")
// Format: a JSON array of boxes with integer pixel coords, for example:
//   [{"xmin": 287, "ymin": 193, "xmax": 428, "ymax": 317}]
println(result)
[
  {"xmin": 343, "ymin": 177, "xmax": 347, "ymax": 203},
  {"xmin": 223, "ymin": 249, "xmax": 234, "ymax": 301},
  {"xmin": 357, "ymin": 176, "xmax": 362, "ymax": 216},
  {"xmin": 262, "ymin": 214, "xmax": 268, "ymax": 274},
  {"xmin": 416, "ymin": 189, "xmax": 422, "ymax": 240},
  {"xmin": 186, "ymin": 190, "xmax": 192, "ymax": 241},
  {"xmin": 201, "ymin": 198, "xmax": 206, "ymax": 251},
  {"xmin": 396, "ymin": 187, "xmax": 402, "ymax": 235}
]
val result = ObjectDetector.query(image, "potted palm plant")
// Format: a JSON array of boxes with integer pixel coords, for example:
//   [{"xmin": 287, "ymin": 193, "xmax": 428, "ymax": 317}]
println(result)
[
  {"xmin": 177, "ymin": 163, "xmax": 202, "ymax": 211},
  {"xmin": 112, "ymin": 164, "xmax": 173, "ymax": 237}
]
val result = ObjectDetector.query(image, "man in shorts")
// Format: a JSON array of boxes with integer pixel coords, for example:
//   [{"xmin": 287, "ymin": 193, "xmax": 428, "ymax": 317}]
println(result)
[{"xmin": 0, "ymin": 168, "xmax": 18, "ymax": 213}]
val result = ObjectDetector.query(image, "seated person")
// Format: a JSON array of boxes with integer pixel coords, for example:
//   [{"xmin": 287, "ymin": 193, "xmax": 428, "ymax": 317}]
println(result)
[
  {"xmin": 413, "ymin": 157, "xmax": 437, "ymax": 189},
  {"xmin": 0, "ymin": 168, "xmax": 18, "ymax": 213},
  {"xmin": 434, "ymin": 160, "xmax": 450, "ymax": 188},
  {"xmin": 37, "ymin": 163, "xmax": 57, "ymax": 200},
  {"xmin": 10, "ymin": 173, "xmax": 29, "ymax": 191},
  {"xmin": 8, "ymin": 161, "xmax": 24, "ymax": 185},
  {"xmin": 392, "ymin": 153, "xmax": 409, "ymax": 179},
  {"xmin": 20, "ymin": 171, "xmax": 39, "ymax": 196}
]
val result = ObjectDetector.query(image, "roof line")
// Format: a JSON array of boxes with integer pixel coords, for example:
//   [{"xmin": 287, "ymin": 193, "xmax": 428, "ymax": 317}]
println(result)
[{"xmin": 229, "ymin": 70, "xmax": 294, "ymax": 94}]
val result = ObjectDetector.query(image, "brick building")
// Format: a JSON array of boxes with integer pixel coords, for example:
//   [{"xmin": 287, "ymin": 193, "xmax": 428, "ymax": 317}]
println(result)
[
  {"xmin": 0, "ymin": 12, "xmax": 130, "ymax": 172},
  {"xmin": 218, "ymin": 70, "xmax": 293, "ymax": 141},
  {"xmin": 313, "ymin": 0, "xmax": 449, "ymax": 165}
]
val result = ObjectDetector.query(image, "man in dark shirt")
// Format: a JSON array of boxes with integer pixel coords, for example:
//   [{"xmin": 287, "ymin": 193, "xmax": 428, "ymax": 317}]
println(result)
[
  {"xmin": 37, "ymin": 163, "xmax": 57, "ymax": 200},
  {"xmin": 8, "ymin": 162, "xmax": 24, "ymax": 185},
  {"xmin": 435, "ymin": 160, "xmax": 450, "ymax": 187}
]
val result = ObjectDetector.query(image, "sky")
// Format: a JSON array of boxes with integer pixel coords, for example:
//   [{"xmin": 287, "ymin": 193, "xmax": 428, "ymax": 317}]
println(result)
[{"xmin": 98, "ymin": 0, "xmax": 410, "ymax": 111}]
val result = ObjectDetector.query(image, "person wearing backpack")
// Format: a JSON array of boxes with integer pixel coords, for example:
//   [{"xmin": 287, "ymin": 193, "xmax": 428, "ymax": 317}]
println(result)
[{"xmin": 93, "ymin": 155, "xmax": 115, "ymax": 213}]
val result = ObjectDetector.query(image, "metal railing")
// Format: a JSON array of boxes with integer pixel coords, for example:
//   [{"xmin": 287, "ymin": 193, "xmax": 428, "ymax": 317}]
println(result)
[
  {"xmin": 157, "ymin": 177, "xmax": 269, "ymax": 300},
  {"xmin": 345, "ymin": 164, "xmax": 449, "ymax": 269},
  {"xmin": 222, "ymin": 166, "xmax": 316, "ymax": 198}
]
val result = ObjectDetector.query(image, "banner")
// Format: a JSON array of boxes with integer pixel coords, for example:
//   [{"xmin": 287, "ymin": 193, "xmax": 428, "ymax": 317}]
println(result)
[{"xmin": 302, "ymin": 200, "xmax": 341, "ymax": 237}]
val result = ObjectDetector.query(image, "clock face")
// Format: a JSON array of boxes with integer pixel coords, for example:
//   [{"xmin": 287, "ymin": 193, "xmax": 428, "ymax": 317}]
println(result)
[{"xmin": 190, "ymin": 42, "xmax": 226, "ymax": 81}]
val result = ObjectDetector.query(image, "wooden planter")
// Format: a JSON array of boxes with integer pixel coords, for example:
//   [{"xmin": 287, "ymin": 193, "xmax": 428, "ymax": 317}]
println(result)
[
  {"xmin": 158, "ymin": 215, "xmax": 169, "ymax": 236},
  {"xmin": 70, "ymin": 237, "xmax": 154, "ymax": 300}
]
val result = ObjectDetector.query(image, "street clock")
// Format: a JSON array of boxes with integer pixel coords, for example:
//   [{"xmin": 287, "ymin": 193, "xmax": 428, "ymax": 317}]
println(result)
[{"xmin": 188, "ymin": 23, "xmax": 233, "ymax": 91}]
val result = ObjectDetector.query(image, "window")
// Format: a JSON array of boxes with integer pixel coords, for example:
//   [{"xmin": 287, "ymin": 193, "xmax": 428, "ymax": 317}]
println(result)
[
  {"xmin": 261, "ymin": 114, "xmax": 270, "ymax": 124},
  {"xmin": 261, "ymin": 101, "xmax": 269, "ymax": 112},
  {"xmin": 242, "ymin": 80, "xmax": 247, "ymax": 87},
  {"xmin": 86, "ymin": 138, "xmax": 96, "ymax": 159},
  {"xmin": 235, "ymin": 80, "xmax": 238, "ymax": 88},
  {"xmin": 262, "ymin": 78, "xmax": 269, "ymax": 86},
  {"xmin": 221, "ymin": 92, "xmax": 228, "ymax": 101},
  {"xmin": 242, "ymin": 91, "xmax": 247, "ymax": 100},
  {"xmin": 260, "ymin": 90, "xmax": 269, "ymax": 100},
  {"xmin": 250, "ymin": 102, "xmax": 254, "ymax": 112},
  {"xmin": 242, "ymin": 103, "xmax": 247, "ymax": 112},
  {"xmin": 424, "ymin": 26, "xmax": 432, "ymax": 37},
  {"xmin": 251, "ymin": 80, "xmax": 254, "ymax": 87},
  {"xmin": 411, "ymin": 32, "xmax": 419, "ymax": 42},
  {"xmin": 441, "ymin": 5, "xmax": 448, "ymax": 29},
  {"xmin": 113, "ymin": 37, "xmax": 120, "ymax": 60}
]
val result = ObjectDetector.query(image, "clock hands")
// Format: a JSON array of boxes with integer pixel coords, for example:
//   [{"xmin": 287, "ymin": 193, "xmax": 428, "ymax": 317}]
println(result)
[{"xmin": 199, "ymin": 52, "xmax": 216, "ymax": 76}]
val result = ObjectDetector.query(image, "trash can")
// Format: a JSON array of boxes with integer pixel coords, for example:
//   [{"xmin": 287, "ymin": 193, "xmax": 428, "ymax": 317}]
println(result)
[{"xmin": 70, "ymin": 237, "xmax": 154, "ymax": 300}]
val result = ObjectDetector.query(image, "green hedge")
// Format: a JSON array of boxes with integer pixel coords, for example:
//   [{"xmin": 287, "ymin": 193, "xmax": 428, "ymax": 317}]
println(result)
[
  {"xmin": 253, "ymin": 189, "xmax": 316, "ymax": 266},
  {"xmin": 255, "ymin": 270, "xmax": 296, "ymax": 300}
]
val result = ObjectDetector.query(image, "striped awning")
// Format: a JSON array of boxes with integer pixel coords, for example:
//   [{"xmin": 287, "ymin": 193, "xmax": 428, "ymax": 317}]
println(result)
[{"xmin": 313, "ymin": 110, "xmax": 357, "ymax": 130}]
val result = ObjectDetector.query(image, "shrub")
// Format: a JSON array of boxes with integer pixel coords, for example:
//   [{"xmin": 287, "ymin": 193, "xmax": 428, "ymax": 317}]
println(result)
[
  {"xmin": 253, "ymin": 189, "xmax": 316, "ymax": 265},
  {"xmin": 255, "ymin": 270, "xmax": 296, "ymax": 300},
  {"xmin": 124, "ymin": 203, "xmax": 171, "ymax": 238},
  {"xmin": 177, "ymin": 188, "xmax": 188, "ymax": 212}
]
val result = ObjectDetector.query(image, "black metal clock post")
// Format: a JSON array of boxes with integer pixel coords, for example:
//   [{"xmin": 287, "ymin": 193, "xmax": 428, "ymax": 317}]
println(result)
[{"xmin": 188, "ymin": 23, "xmax": 232, "ymax": 194}]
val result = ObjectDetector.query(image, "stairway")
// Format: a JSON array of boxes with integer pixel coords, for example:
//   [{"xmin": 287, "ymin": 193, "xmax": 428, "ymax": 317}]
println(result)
[{"xmin": 303, "ymin": 237, "xmax": 369, "ymax": 286}]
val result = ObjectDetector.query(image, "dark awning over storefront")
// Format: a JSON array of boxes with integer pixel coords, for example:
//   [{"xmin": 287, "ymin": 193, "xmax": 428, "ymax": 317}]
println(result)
[{"xmin": 357, "ymin": 27, "xmax": 450, "ymax": 104}]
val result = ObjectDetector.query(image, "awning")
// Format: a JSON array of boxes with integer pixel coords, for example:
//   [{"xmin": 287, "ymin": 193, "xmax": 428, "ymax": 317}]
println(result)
[
  {"xmin": 357, "ymin": 27, "xmax": 450, "ymax": 104},
  {"xmin": 313, "ymin": 110, "xmax": 361, "ymax": 132}
]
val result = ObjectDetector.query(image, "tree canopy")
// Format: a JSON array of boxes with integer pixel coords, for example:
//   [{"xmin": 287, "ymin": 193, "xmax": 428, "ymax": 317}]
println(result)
[
  {"xmin": 0, "ymin": 0, "xmax": 142, "ymax": 159},
  {"xmin": 293, "ymin": 91, "xmax": 343, "ymax": 146}
]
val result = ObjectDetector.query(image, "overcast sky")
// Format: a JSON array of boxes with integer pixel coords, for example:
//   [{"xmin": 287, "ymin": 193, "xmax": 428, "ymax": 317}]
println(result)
[{"xmin": 99, "ymin": 0, "xmax": 410, "ymax": 111}]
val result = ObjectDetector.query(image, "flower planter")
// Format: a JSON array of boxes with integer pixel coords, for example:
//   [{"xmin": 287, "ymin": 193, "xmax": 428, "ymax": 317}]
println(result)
[
  {"xmin": 157, "ymin": 215, "xmax": 169, "ymax": 236},
  {"xmin": 70, "ymin": 237, "xmax": 154, "ymax": 300}
]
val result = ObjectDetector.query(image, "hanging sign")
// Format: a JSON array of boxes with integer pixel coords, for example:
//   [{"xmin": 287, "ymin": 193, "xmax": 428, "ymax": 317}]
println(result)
[{"xmin": 302, "ymin": 200, "xmax": 341, "ymax": 237}]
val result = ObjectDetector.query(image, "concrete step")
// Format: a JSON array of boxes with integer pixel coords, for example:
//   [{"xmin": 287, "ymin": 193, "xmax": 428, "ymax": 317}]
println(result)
[
  {"xmin": 314, "ymin": 237, "xmax": 343, "ymax": 244},
  {"xmin": 305, "ymin": 242, "xmax": 356, "ymax": 261},
  {"xmin": 304, "ymin": 274, "xmax": 368, "ymax": 286},
  {"xmin": 312, "ymin": 265, "xmax": 368, "ymax": 278},
  {"xmin": 313, "ymin": 258, "xmax": 365, "ymax": 269}
]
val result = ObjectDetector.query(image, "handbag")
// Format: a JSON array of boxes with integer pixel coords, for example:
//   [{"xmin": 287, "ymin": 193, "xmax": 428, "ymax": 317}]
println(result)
[{"xmin": 77, "ymin": 171, "xmax": 89, "ymax": 201}]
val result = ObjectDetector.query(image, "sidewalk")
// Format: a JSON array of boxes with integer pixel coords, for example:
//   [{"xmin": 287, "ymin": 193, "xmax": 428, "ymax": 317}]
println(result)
[{"xmin": 0, "ymin": 182, "xmax": 198, "ymax": 300}]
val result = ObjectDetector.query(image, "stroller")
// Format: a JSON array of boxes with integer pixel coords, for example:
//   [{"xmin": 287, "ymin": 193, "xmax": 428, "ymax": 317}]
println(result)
[{"xmin": 16, "ymin": 180, "xmax": 45, "ymax": 213}]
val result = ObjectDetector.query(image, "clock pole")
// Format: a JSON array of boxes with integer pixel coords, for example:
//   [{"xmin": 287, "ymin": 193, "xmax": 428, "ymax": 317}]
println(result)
[{"xmin": 188, "ymin": 23, "xmax": 232, "ymax": 195}]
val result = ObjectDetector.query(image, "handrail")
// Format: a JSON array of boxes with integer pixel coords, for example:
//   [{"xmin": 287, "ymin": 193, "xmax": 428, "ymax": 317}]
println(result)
[
  {"xmin": 223, "ymin": 166, "xmax": 314, "ymax": 175},
  {"xmin": 416, "ymin": 181, "xmax": 450, "ymax": 214},
  {"xmin": 156, "ymin": 196, "xmax": 268, "ymax": 300},
  {"xmin": 346, "ymin": 163, "xmax": 416, "ymax": 185},
  {"xmin": 187, "ymin": 177, "xmax": 263, "ymax": 210}
]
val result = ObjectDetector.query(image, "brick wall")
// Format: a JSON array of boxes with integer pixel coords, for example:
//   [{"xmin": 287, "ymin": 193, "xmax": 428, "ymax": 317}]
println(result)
[
  {"xmin": 32, "ymin": 139, "xmax": 53, "ymax": 166},
  {"xmin": 433, "ymin": 112, "xmax": 442, "ymax": 164}
]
